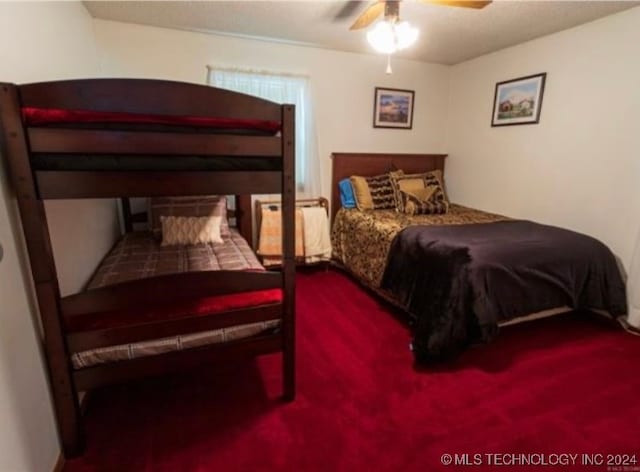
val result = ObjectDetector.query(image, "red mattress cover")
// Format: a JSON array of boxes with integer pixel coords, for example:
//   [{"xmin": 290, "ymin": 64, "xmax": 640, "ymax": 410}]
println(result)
[
  {"xmin": 22, "ymin": 107, "xmax": 281, "ymax": 134},
  {"xmin": 65, "ymin": 289, "xmax": 283, "ymax": 333}
]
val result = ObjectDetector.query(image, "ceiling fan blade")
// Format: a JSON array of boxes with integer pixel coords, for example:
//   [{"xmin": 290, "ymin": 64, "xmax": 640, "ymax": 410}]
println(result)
[
  {"xmin": 422, "ymin": 0, "xmax": 492, "ymax": 9},
  {"xmin": 349, "ymin": 1, "xmax": 385, "ymax": 30},
  {"xmin": 334, "ymin": 1, "xmax": 364, "ymax": 20}
]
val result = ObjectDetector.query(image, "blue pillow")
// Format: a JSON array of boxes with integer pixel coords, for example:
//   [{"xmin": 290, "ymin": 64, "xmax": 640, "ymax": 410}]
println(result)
[{"xmin": 339, "ymin": 179, "xmax": 356, "ymax": 208}]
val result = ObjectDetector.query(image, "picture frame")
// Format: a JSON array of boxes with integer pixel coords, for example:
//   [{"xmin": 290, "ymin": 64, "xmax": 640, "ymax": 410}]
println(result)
[
  {"xmin": 491, "ymin": 73, "xmax": 547, "ymax": 127},
  {"xmin": 373, "ymin": 87, "xmax": 415, "ymax": 129}
]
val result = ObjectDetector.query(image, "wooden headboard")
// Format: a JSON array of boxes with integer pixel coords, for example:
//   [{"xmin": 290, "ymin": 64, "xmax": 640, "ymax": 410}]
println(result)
[{"xmin": 330, "ymin": 152, "xmax": 447, "ymax": 223}]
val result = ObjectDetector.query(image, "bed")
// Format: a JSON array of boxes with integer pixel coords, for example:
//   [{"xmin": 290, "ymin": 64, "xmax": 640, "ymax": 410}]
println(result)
[
  {"xmin": 0, "ymin": 79, "xmax": 296, "ymax": 458},
  {"xmin": 331, "ymin": 152, "xmax": 627, "ymax": 363}
]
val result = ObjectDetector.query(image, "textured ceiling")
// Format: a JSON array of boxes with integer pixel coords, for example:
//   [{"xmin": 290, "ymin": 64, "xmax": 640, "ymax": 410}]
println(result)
[{"xmin": 83, "ymin": 1, "xmax": 639, "ymax": 65}]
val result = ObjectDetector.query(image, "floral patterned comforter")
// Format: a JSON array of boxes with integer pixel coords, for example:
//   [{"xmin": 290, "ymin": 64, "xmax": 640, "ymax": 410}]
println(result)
[{"xmin": 331, "ymin": 204, "xmax": 509, "ymax": 288}]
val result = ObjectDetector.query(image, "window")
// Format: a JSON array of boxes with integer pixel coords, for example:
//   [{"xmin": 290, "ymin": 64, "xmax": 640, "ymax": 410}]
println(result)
[{"xmin": 207, "ymin": 67, "xmax": 320, "ymax": 196}]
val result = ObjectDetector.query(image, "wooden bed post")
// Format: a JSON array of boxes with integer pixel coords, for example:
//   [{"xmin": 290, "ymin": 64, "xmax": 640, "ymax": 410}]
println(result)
[
  {"xmin": 236, "ymin": 194, "xmax": 253, "ymax": 246},
  {"xmin": 121, "ymin": 198, "xmax": 133, "ymax": 233},
  {"xmin": 281, "ymin": 104, "xmax": 296, "ymax": 401},
  {"xmin": 0, "ymin": 84, "xmax": 84, "ymax": 456}
]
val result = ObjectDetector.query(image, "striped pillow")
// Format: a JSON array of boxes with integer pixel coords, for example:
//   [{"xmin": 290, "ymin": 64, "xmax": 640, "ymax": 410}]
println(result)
[
  {"xmin": 350, "ymin": 173, "xmax": 398, "ymax": 210},
  {"xmin": 400, "ymin": 172, "xmax": 450, "ymax": 215}
]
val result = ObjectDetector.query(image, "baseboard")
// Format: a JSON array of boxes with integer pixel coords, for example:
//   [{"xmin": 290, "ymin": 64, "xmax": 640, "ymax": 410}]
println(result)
[{"xmin": 618, "ymin": 316, "xmax": 640, "ymax": 336}]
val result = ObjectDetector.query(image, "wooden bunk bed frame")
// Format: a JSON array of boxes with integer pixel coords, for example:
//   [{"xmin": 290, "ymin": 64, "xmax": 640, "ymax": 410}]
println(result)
[{"xmin": 0, "ymin": 79, "xmax": 296, "ymax": 458}]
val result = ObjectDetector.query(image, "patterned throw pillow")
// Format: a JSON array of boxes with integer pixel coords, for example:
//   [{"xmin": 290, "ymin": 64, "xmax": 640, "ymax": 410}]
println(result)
[
  {"xmin": 401, "ymin": 188, "xmax": 449, "ymax": 215},
  {"xmin": 390, "ymin": 170, "xmax": 449, "ymax": 213},
  {"xmin": 160, "ymin": 216, "xmax": 223, "ymax": 246},
  {"xmin": 350, "ymin": 173, "xmax": 397, "ymax": 210},
  {"xmin": 149, "ymin": 195, "xmax": 230, "ymax": 238},
  {"xmin": 408, "ymin": 186, "xmax": 437, "ymax": 202}
]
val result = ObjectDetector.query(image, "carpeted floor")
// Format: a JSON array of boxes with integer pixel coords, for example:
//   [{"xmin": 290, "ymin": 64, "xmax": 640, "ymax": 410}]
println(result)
[{"xmin": 65, "ymin": 269, "xmax": 640, "ymax": 471}]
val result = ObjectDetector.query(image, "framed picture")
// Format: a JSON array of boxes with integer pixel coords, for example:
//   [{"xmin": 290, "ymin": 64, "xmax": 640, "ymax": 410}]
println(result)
[
  {"xmin": 491, "ymin": 73, "xmax": 547, "ymax": 127},
  {"xmin": 373, "ymin": 87, "xmax": 415, "ymax": 129}
]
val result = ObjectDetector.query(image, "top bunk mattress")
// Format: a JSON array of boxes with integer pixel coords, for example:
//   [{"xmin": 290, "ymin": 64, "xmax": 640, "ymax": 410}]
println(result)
[
  {"xmin": 22, "ymin": 107, "xmax": 281, "ymax": 134},
  {"xmin": 29, "ymin": 154, "xmax": 282, "ymax": 172},
  {"xmin": 6, "ymin": 80, "xmax": 290, "ymax": 174},
  {"xmin": 23, "ymin": 105, "xmax": 285, "ymax": 172}
]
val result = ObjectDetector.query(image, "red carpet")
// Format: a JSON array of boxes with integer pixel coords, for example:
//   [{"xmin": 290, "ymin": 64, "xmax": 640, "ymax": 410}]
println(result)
[{"xmin": 65, "ymin": 269, "xmax": 640, "ymax": 471}]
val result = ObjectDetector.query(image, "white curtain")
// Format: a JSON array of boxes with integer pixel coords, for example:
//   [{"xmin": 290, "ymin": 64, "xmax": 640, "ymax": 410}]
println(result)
[
  {"xmin": 207, "ymin": 67, "xmax": 321, "ymax": 198},
  {"xmin": 627, "ymin": 229, "xmax": 640, "ymax": 328}
]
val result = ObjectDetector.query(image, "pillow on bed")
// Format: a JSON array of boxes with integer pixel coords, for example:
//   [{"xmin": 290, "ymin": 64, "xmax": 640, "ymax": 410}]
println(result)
[
  {"xmin": 338, "ymin": 178, "xmax": 357, "ymax": 209},
  {"xmin": 390, "ymin": 170, "xmax": 449, "ymax": 212},
  {"xmin": 150, "ymin": 195, "xmax": 229, "ymax": 239},
  {"xmin": 350, "ymin": 173, "xmax": 398, "ymax": 210},
  {"xmin": 401, "ymin": 185, "xmax": 449, "ymax": 215},
  {"xmin": 407, "ymin": 186, "xmax": 437, "ymax": 203},
  {"xmin": 160, "ymin": 216, "xmax": 223, "ymax": 246}
]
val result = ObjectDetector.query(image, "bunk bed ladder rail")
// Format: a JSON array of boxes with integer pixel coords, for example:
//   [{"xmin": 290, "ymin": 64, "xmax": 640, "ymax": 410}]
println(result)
[
  {"xmin": 281, "ymin": 104, "xmax": 296, "ymax": 401},
  {"xmin": 0, "ymin": 83, "xmax": 84, "ymax": 455}
]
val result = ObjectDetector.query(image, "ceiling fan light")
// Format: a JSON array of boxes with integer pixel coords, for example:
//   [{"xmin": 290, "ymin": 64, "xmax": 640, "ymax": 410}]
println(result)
[
  {"xmin": 366, "ymin": 20, "xmax": 397, "ymax": 54},
  {"xmin": 366, "ymin": 19, "xmax": 419, "ymax": 55},
  {"xmin": 394, "ymin": 21, "xmax": 419, "ymax": 51}
]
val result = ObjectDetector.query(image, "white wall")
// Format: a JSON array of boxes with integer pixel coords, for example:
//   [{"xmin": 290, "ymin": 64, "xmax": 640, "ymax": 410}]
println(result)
[
  {"xmin": 0, "ymin": 2, "xmax": 118, "ymax": 471},
  {"xmin": 445, "ymin": 7, "xmax": 640, "ymax": 271},
  {"xmin": 92, "ymin": 19, "xmax": 450, "ymax": 200}
]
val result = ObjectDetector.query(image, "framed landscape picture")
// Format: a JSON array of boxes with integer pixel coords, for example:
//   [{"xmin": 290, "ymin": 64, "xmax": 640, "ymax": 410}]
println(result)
[
  {"xmin": 491, "ymin": 73, "xmax": 546, "ymax": 127},
  {"xmin": 373, "ymin": 87, "xmax": 414, "ymax": 129}
]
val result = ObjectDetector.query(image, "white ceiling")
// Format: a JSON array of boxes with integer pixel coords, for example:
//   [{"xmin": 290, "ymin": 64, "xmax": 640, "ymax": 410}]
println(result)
[{"xmin": 83, "ymin": 1, "xmax": 639, "ymax": 65}]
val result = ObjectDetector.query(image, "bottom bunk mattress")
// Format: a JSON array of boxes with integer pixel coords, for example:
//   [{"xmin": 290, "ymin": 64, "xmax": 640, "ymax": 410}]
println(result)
[
  {"xmin": 69, "ymin": 229, "xmax": 281, "ymax": 369},
  {"xmin": 332, "ymin": 206, "xmax": 627, "ymax": 363}
]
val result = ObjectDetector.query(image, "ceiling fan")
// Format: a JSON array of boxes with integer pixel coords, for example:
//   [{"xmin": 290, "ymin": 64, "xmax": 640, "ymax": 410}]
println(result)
[
  {"xmin": 335, "ymin": 0, "xmax": 491, "ymax": 74},
  {"xmin": 336, "ymin": 0, "xmax": 491, "ymax": 72},
  {"xmin": 340, "ymin": 0, "xmax": 492, "ymax": 31}
]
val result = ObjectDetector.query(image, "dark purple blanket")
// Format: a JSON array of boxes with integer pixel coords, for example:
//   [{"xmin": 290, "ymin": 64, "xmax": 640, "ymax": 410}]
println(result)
[{"xmin": 380, "ymin": 220, "xmax": 627, "ymax": 363}]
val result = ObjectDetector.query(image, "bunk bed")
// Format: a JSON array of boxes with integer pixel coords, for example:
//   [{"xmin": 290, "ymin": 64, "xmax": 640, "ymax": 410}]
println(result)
[{"xmin": 0, "ymin": 79, "xmax": 296, "ymax": 458}]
